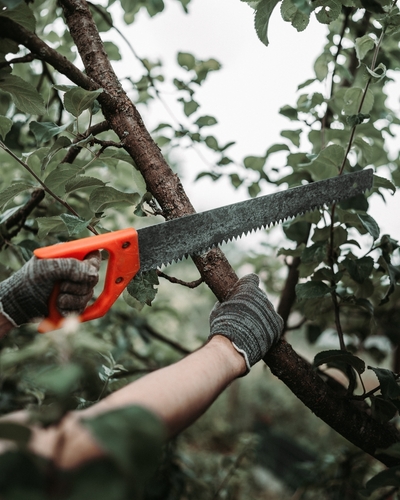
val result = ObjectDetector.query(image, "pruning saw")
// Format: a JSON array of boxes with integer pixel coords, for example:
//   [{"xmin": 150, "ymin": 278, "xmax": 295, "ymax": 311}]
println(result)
[{"xmin": 34, "ymin": 169, "xmax": 373, "ymax": 332}]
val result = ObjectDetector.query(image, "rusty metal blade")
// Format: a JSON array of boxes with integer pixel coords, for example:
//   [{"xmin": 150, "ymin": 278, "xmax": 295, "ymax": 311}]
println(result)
[{"xmin": 137, "ymin": 169, "xmax": 373, "ymax": 272}]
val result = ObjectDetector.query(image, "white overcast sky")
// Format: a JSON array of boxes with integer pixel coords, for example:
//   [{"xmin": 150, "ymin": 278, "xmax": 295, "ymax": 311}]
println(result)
[{"xmin": 106, "ymin": 0, "xmax": 400, "ymax": 244}]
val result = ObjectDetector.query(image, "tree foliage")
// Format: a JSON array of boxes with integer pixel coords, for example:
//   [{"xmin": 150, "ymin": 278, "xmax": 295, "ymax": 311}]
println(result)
[{"xmin": 0, "ymin": 0, "xmax": 400, "ymax": 497}]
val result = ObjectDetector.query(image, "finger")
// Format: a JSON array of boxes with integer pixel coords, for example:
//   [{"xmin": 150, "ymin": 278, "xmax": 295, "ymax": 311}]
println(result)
[
  {"xmin": 59, "ymin": 280, "xmax": 97, "ymax": 296},
  {"xmin": 57, "ymin": 290, "xmax": 94, "ymax": 315},
  {"xmin": 237, "ymin": 273, "xmax": 260, "ymax": 288},
  {"xmin": 84, "ymin": 250, "xmax": 101, "ymax": 271},
  {"xmin": 38, "ymin": 258, "xmax": 99, "ymax": 284}
]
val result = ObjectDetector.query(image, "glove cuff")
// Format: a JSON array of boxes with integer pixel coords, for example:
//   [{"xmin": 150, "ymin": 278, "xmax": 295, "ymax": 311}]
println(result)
[
  {"xmin": 0, "ymin": 299, "xmax": 18, "ymax": 328},
  {"xmin": 231, "ymin": 341, "xmax": 251, "ymax": 375}
]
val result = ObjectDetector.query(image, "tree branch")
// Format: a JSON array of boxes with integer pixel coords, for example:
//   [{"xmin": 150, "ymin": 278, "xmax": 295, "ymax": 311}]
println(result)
[
  {"xmin": 264, "ymin": 340, "xmax": 400, "ymax": 467},
  {"xmin": 0, "ymin": 17, "xmax": 96, "ymax": 91}
]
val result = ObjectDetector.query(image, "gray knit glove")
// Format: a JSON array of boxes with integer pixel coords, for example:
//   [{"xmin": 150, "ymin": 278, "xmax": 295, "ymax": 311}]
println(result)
[
  {"xmin": 0, "ymin": 252, "xmax": 100, "ymax": 326},
  {"xmin": 209, "ymin": 274, "xmax": 283, "ymax": 373}
]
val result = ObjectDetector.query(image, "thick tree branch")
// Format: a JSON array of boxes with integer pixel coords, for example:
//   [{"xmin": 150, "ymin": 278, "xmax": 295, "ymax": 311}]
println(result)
[
  {"xmin": 0, "ymin": 17, "xmax": 96, "ymax": 91},
  {"xmin": 264, "ymin": 341, "xmax": 400, "ymax": 467}
]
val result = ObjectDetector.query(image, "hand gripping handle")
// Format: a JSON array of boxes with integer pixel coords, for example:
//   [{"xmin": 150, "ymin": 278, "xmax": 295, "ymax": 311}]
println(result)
[{"xmin": 33, "ymin": 228, "xmax": 140, "ymax": 333}]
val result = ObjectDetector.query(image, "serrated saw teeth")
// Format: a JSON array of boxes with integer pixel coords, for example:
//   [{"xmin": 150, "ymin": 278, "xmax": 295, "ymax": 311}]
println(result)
[{"xmin": 137, "ymin": 169, "xmax": 373, "ymax": 273}]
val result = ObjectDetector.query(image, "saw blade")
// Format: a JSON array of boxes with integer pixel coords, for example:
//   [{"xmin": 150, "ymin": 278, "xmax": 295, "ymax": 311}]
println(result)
[{"xmin": 137, "ymin": 169, "xmax": 373, "ymax": 272}]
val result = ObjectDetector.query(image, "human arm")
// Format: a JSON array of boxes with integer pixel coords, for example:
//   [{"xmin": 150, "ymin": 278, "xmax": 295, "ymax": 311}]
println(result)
[
  {"xmin": 0, "ymin": 252, "xmax": 100, "ymax": 334},
  {"xmin": 0, "ymin": 273, "xmax": 282, "ymax": 469},
  {"xmin": 22, "ymin": 335, "xmax": 246, "ymax": 468}
]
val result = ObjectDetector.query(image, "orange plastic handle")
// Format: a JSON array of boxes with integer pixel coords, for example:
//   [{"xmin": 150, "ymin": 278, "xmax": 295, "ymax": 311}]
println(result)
[{"xmin": 33, "ymin": 228, "xmax": 140, "ymax": 333}]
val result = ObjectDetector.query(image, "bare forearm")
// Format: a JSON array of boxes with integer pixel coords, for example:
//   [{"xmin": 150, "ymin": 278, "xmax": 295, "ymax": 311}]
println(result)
[
  {"xmin": 81, "ymin": 335, "xmax": 246, "ymax": 436},
  {"xmin": 2, "ymin": 335, "xmax": 245, "ymax": 469}
]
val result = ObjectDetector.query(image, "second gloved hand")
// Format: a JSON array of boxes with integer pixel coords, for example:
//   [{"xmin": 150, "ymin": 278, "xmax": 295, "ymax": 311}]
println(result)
[
  {"xmin": 209, "ymin": 274, "xmax": 283, "ymax": 373},
  {"xmin": 0, "ymin": 252, "xmax": 100, "ymax": 327}
]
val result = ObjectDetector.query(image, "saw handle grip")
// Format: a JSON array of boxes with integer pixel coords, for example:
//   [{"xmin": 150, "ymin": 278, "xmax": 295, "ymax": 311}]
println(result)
[{"xmin": 33, "ymin": 228, "xmax": 140, "ymax": 333}]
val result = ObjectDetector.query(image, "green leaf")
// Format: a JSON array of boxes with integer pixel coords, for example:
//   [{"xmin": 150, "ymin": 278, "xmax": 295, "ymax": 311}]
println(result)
[
  {"xmin": 283, "ymin": 220, "xmax": 310, "ymax": 244},
  {"xmin": 281, "ymin": 0, "xmax": 310, "ymax": 31},
  {"xmin": 281, "ymin": 129, "xmax": 302, "ymax": 147},
  {"xmin": 254, "ymin": 0, "xmax": 280, "ymax": 46},
  {"xmin": 33, "ymin": 363, "xmax": 83, "ymax": 396},
  {"xmin": 369, "ymin": 367, "xmax": 400, "ymax": 400},
  {"xmin": 230, "ymin": 173, "xmax": 242, "ymax": 188},
  {"xmin": 0, "ymin": 422, "xmax": 31, "ymax": 444},
  {"xmin": 196, "ymin": 171, "xmax": 221, "ymax": 182},
  {"xmin": 127, "ymin": 270, "xmax": 159, "ymax": 307},
  {"xmin": 0, "ymin": 0, "xmax": 25, "ymax": 8},
  {"xmin": 355, "ymin": 35, "xmax": 375, "ymax": 62},
  {"xmin": 366, "ymin": 62, "xmax": 387, "ymax": 82},
  {"xmin": 44, "ymin": 164, "xmax": 81, "ymax": 196},
  {"xmin": 373, "ymin": 174, "xmax": 396, "ymax": 195},
  {"xmin": 83, "ymin": 405, "xmax": 165, "ymax": 482},
  {"xmin": 103, "ymin": 41, "xmax": 121, "ymax": 61},
  {"xmin": 357, "ymin": 213, "xmax": 380, "ymax": 240},
  {"xmin": 343, "ymin": 87, "xmax": 374, "ymax": 115},
  {"xmin": 279, "ymin": 104, "xmax": 299, "ymax": 120},
  {"xmin": 346, "ymin": 113, "xmax": 370, "ymax": 127},
  {"xmin": 301, "ymin": 242, "xmax": 326, "ymax": 264},
  {"xmin": 370, "ymin": 395, "xmax": 398, "ymax": 423},
  {"xmin": 301, "ymin": 144, "xmax": 344, "ymax": 180},
  {"xmin": 183, "ymin": 99, "xmax": 199, "ymax": 116},
  {"xmin": 360, "ymin": 0, "xmax": 385, "ymax": 13},
  {"xmin": 60, "ymin": 214, "xmax": 90, "ymax": 236},
  {"xmin": 205, "ymin": 135, "xmax": 219, "ymax": 151},
  {"xmin": 0, "ymin": 2, "xmax": 36, "ymax": 31},
  {"xmin": 0, "ymin": 181, "xmax": 34, "ymax": 211},
  {"xmin": 314, "ymin": 51, "xmax": 331, "ymax": 81},
  {"xmin": 296, "ymin": 280, "xmax": 331, "ymax": 299},
  {"xmin": 0, "ymin": 71, "xmax": 46, "ymax": 115},
  {"xmin": 89, "ymin": 186, "xmax": 140, "ymax": 213},
  {"xmin": 313, "ymin": 0, "xmax": 341, "ymax": 23},
  {"xmin": 342, "ymin": 256, "xmax": 374, "ymax": 283},
  {"xmin": 266, "ymin": 143, "xmax": 290, "ymax": 156},
  {"xmin": 195, "ymin": 115, "xmax": 217, "ymax": 128},
  {"xmin": 177, "ymin": 51, "xmax": 196, "ymax": 70},
  {"xmin": 0, "ymin": 115, "xmax": 12, "ymax": 139},
  {"xmin": 65, "ymin": 175, "xmax": 106, "ymax": 194},
  {"xmin": 243, "ymin": 155, "xmax": 266, "ymax": 171},
  {"xmin": 313, "ymin": 349, "xmax": 366, "ymax": 374},
  {"xmin": 29, "ymin": 121, "xmax": 70, "ymax": 145},
  {"xmin": 248, "ymin": 182, "xmax": 261, "ymax": 198},
  {"xmin": 297, "ymin": 77, "xmax": 316, "ymax": 90},
  {"xmin": 63, "ymin": 87, "xmax": 103, "ymax": 117},
  {"xmin": 36, "ymin": 216, "xmax": 66, "ymax": 239}
]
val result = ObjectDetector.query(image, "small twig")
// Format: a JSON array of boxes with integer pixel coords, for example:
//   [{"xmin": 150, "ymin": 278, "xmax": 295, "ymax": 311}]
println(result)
[
  {"xmin": 0, "ymin": 188, "xmax": 45, "ymax": 246},
  {"xmin": 0, "ymin": 141, "xmax": 98, "ymax": 235},
  {"xmin": 0, "ymin": 52, "xmax": 35, "ymax": 69},
  {"xmin": 157, "ymin": 270, "xmax": 204, "ymax": 289},
  {"xmin": 144, "ymin": 323, "xmax": 192, "ymax": 355},
  {"xmin": 212, "ymin": 447, "xmax": 248, "ymax": 499},
  {"xmin": 91, "ymin": 138, "xmax": 125, "ymax": 152},
  {"xmin": 350, "ymin": 384, "xmax": 382, "ymax": 401},
  {"xmin": 61, "ymin": 120, "xmax": 110, "ymax": 164}
]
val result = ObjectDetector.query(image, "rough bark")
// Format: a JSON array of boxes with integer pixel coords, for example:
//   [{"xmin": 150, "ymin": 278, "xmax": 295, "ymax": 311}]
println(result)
[
  {"xmin": 2, "ymin": 0, "xmax": 399, "ymax": 467},
  {"xmin": 264, "ymin": 341, "xmax": 400, "ymax": 467}
]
